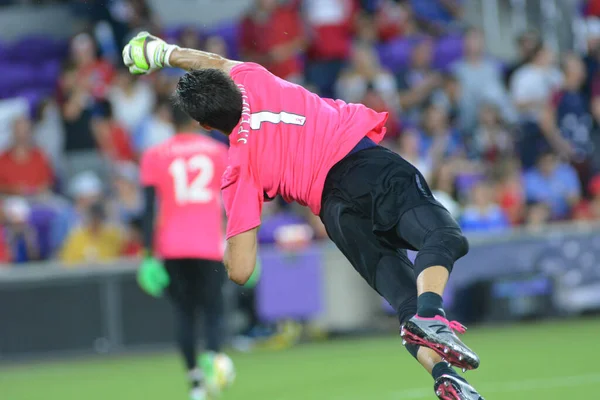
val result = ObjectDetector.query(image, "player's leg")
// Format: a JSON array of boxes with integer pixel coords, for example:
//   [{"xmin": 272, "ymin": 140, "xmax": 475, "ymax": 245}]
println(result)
[
  {"xmin": 395, "ymin": 204, "xmax": 480, "ymax": 371},
  {"xmin": 320, "ymin": 203, "xmax": 483, "ymax": 399},
  {"xmin": 165, "ymin": 259, "xmax": 206, "ymax": 400},
  {"xmin": 197, "ymin": 260, "xmax": 229, "ymax": 395}
]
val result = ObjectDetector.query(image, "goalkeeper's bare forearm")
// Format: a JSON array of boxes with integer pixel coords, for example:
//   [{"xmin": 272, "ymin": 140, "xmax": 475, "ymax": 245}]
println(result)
[{"xmin": 168, "ymin": 47, "xmax": 241, "ymax": 72}]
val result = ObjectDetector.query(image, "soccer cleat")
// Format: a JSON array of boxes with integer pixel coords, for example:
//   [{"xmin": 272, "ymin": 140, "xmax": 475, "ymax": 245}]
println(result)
[
  {"xmin": 434, "ymin": 374, "xmax": 484, "ymax": 400},
  {"xmin": 401, "ymin": 315, "xmax": 480, "ymax": 371}
]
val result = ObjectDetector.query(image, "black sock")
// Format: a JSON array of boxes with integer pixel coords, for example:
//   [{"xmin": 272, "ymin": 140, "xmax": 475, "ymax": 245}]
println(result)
[
  {"xmin": 431, "ymin": 362, "xmax": 464, "ymax": 382},
  {"xmin": 417, "ymin": 292, "xmax": 445, "ymax": 318}
]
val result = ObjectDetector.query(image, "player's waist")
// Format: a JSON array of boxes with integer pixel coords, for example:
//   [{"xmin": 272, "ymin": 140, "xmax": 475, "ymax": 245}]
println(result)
[{"xmin": 346, "ymin": 136, "xmax": 377, "ymax": 157}]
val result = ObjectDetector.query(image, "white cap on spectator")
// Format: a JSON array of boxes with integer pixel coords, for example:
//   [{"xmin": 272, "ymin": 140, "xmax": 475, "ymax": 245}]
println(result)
[
  {"xmin": 587, "ymin": 17, "xmax": 600, "ymax": 39},
  {"xmin": 69, "ymin": 171, "xmax": 103, "ymax": 198},
  {"xmin": 3, "ymin": 196, "xmax": 31, "ymax": 222}
]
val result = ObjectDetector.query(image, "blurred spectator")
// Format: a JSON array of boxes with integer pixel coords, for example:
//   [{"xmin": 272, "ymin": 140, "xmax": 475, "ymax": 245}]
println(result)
[
  {"xmin": 452, "ymin": 27, "xmax": 512, "ymax": 133},
  {"xmin": 495, "ymin": 159, "xmax": 525, "ymax": 225},
  {"xmin": 504, "ymin": 29, "xmax": 542, "ymax": 85},
  {"xmin": 524, "ymin": 150, "xmax": 581, "ymax": 220},
  {"xmin": 524, "ymin": 201, "xmax": 552, "ymax": 230},
  {"xmin": 470, "ymin": 103, "xmax": 514, "ymax": 162},
  {"xmin": 240, "ymin": 0, "xmax": 305, "ymax": 82},
  {"xmin": 510, "ymin": 44, "xmax": 562, "ymax": 123},
  {"xmin": 410, "ymin": 0, "xmax": 463, "ymax": 32},
  {"xmin": 51, "ymin": 171, "xmax": 104, "ymax": 253},
  {"xmin": 91, "ymin": 100, "xmax": 135, "ymax": 163},
  {"xmin": 109, "ymin": 162, "xmax": 143, "ymax": 224},
  {"xmin": 133, "ymin": 99, "xmax": 175, "ymax": 153},
  {"xmin": 121, "ymin": 216, "xmax": 143, "ymax": 257},
  {"xmin": 429, "ymin": 163, "xmax": 461, "ymax": 218},
  {"xmin": 432, "ymin": 73, "xmax": 461, "ymax": 126},
  {"xmin": 178, "ymin": 27, "xmax": 201, "ymax": 50},
  {"xmin": 460, "ymin": 181, "xmax": 510, "ymax": 233},
  {"xmin": 0, "ymin": 117, "xmax": 54, "ymax": 196},
  {"xmin": 375, "ymin": 0, "xmax": 419, "ymax": 42},
  {"xmin": 0, "ymin": 227, "xmax": 10, "ymax": 264},
  {"xmin": 335, "ymin": 43, "xmax": 399, "ymax": 111},
  {"xmin": 59, "ymin": 202, "xmax": 123, "ymax": 265},
  {"xmin": 33, "ymin": 100, "xmax": 66, "ymax": 174},
  {"xmin": 397, "ymin": 38, "xmax": 441, "ymax": 122},
  {"xmin": 584, "ymin": 0, "xmax": 600, "ymax": 17},
  {"xmin": 418, "ymin": 102, "xmax": 463, "ymax": 165},
  {"xmin": 60, "ymin": 33, "xmax": 115, "ymax": 179},
  {"xmin": 125, "ymin": 0, "xmax": 160, "ymax": 34},
  {"xmin": 205, "ymin": 35, "xmax": 229, "ymax": 57},
  {"xmin": 396, "ymin": 129, "xmax": 431, "ymax": 180},
  {"xmin": 573, "ymin": 175, "xmax": 600, "ymax": 221},
  {"xmin": 108, "ymin": 68, "xmax": 156, "ymax": 133},
  {"xmin": 304, "ymin": 0, "xmax": 358, "ymax": 97},
  {"xmin": 3, "ymin": 197, "xmax": 40, "ymax": 264},
  {"xmin": 541, "ymin": 54, "xmax": 593, "ymax": 180}
]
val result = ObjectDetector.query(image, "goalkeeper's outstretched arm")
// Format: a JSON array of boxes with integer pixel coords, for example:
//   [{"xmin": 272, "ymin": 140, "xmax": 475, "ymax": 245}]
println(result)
[{"xmin": 123, "ymin": 31, "xmax": 241, "ymax": 75}]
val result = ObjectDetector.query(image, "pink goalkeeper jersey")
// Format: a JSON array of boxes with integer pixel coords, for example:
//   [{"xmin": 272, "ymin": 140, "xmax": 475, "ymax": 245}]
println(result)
[
  {"xmin": 222, "ymin": 63, "xmax": 388, "ymax": 239},
  {"xmin": 141, "ymin": 134, "xmax": 228, "ymax": 260}
]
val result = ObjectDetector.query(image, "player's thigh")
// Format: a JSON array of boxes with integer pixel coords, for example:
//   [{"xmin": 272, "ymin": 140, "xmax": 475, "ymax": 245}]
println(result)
[
  {"xmin": 195, "ymin": 259, "xmax": 227, "ymax": 310},
  {"xmin": 164, "ymin": 259, "xmax": 201, "ymax": 310},
  {"xmin": 320, "ymin": 196, "xmax": 416, "ymax": 301}
]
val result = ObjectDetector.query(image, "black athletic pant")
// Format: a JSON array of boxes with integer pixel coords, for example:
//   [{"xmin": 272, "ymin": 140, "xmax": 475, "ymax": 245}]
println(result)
[
  {"xmin": 320, "ymin": 146, "xmax": 469, "ymax": 325},
  {"xmin": 165, "ymin": 259, "xmax": 227, "ymax": 370}
]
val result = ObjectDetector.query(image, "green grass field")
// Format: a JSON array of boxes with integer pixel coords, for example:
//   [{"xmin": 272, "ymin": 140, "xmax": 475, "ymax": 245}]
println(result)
[{"xmin": 2, "ymin": 318, "xmax": 599, "ymax": 400}]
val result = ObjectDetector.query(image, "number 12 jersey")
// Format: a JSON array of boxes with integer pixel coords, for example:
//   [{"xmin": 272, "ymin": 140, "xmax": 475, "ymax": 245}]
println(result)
[
  {"xmin": 222, "ymin": 62, "xmax": 389, "ymax": 239},
  {"xmin": 141, "ymin": 133, "xmax": 228, "ymax": 260}
]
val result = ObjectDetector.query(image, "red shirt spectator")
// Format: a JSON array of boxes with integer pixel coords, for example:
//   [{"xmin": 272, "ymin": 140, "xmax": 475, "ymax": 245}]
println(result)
[
  {"xmin": 92, "ymin": 101, "xmax": 136, "ymax": 163},
  {"xmin": 240, "ymin": 0, "xmax": 305, "ymax": 80},
  {"xmin": 0, "ymin": 117, "xmax": 54, "ymax": 196},
  {"xmin": 304, "ymin": 0, "xmax": 358, "ymax": 60},
  {"xmin": 71, "ymin": 33, "xmax": 115, "ymax": 100},
  {"xmin": 585, "ymin": 0, "xmax": 600, "ymax": 17}
]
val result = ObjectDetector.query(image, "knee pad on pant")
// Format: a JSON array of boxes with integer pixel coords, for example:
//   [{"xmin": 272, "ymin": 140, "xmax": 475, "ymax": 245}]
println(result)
[{"xmin": 414, "ymin": 227, "xmax": 469, "ymax": 277}]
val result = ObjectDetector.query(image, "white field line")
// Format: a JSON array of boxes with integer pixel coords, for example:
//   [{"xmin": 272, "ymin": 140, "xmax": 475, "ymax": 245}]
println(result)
[{"xmin": 390, "ymin": 372, "xmax": 600, "ymax": 399}]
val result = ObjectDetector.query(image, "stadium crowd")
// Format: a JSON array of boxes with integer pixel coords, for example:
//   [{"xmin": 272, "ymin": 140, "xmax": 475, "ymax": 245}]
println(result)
[{"xmin": 1, "ymin": 0, "xmax": 600, "ymax": 265}]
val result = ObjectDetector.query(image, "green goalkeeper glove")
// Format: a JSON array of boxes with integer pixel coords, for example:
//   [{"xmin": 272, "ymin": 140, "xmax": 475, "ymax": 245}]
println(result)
[
  {"xmin": 122, "ymin": 31, "xmax": 179, "ymax": 75},
  {"xmin": 137, "ymin": 256, "xmax": 170, "ymax": 297}
]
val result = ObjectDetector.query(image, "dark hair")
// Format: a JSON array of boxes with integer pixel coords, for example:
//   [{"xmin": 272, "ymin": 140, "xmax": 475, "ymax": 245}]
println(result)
[{"xmin": 174, "ymin": 69, "xmax": 242, "ymax": 134}]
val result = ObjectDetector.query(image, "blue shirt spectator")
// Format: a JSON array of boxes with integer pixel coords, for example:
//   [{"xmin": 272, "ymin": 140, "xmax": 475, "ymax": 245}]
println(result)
[
  {"xmin": 459, "ymin": 182, "xmax": 510, "ymax": 233},
  {"xmin": 524, "ymin": 152, "xmax": 581, "ymax": 219},
  {"xmin": 410, "ymin": 0, "xmax": 462, "ymax": 26}
]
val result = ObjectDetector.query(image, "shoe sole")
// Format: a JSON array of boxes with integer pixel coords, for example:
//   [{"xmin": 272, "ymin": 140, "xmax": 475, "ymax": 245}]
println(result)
[
  {"xmin": 436, "ymin": 380, "xmax": 462, "ymax": 400},
  {"xmin": 401, "ymin": 321, "xmax": 479, "ymax": 371}
]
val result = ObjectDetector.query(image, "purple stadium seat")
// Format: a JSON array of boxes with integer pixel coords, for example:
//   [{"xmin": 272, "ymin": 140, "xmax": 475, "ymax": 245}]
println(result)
[
  {"xmin": 377, "ymin": 37, "xmax": 418, "ymax": 73},
  {"xmin": 7, "ymin": 36, "xmax": 65, "ymax": 64},
  {"xmin": 433, "ymin": 35, "xmax": 464, "ymax": 71}
]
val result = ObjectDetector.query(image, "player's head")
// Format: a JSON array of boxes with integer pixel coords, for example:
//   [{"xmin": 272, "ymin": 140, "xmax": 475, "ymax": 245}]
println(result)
[{"xmin": 174, "ymin": 69, "xmax": 243, "ymax": 135}]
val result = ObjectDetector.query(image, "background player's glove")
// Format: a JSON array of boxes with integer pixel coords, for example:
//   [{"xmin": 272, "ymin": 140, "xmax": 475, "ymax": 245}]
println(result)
[
  {"xmin": 137, "ymin": 256, "xmax": 170, "ymax": 297},
  {"xmin": 122, "ymin": 31, "xmax": 179, "ymax": 75},
  {"xmin": 243, "ymin": 259, "xmax": 261, "ymax": 289}
]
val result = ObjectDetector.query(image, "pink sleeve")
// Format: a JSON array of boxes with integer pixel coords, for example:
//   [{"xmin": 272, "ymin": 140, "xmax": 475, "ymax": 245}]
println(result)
[
  {"xmin": 221, "ymin": 164, "xmax": 263, "ymax": 239},
  {"xmin": 140, "ymin": 150, "xmax": 158, "ymax": 186}
]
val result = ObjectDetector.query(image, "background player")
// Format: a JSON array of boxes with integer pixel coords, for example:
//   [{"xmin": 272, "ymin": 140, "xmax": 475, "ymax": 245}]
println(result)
[
  {"xmin": 138, "ymin": 106, "xmax": 231, "ymax": 400},
  {"xmin": 125, "ymin": 32, "xmax": 483, "ymax": 400}
]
